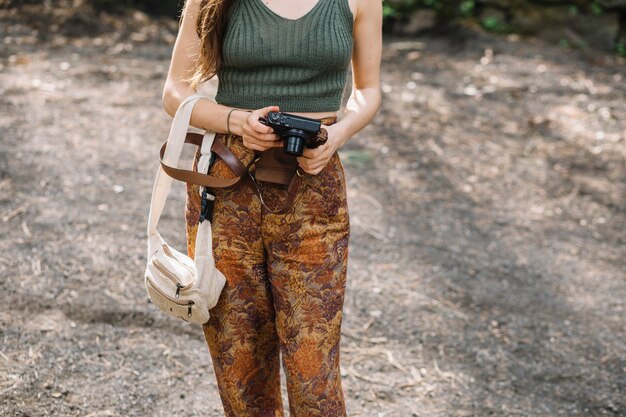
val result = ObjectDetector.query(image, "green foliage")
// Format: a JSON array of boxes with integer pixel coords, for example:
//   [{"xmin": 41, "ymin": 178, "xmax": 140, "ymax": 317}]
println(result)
[
  {"xmin": 381, "ymin": 0, "xmax": 624, "ymax": 58},
  {"xmin": 480, "ymin": 15, "xmax": 513, "ymax": 34},
  {"xmin": 591, "ymin": 2, "xmax": 603, "ymax": 16},
  {"xmin": 383, "ymin": 0, "xmax": 618, "ymax": 22},
  {"xmin": 558, "ymin": 38, "xmax": 571, "ymax": 49},
  {"xmin": 14, "ymin": 0, "xmax": 624, "ymax": 58},
  {"xmin": 383, "ymin": 3, "xmax": 396, "ymax": 18},
  {"xmin": 460, "ymin": 0, "xmax": 475, "ymax": 17},
  {"xmin": 383, "ymin": 0, "xmax": 469, "ymax": 21},
  {"xmin": 481, "ymin": 16, "xmax": 499, "ymax": 31}
]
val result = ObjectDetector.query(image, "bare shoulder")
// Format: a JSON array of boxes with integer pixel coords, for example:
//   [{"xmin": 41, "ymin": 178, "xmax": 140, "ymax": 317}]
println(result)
[
  {"xmin": 348, "ymin": 0, "xmax": 382, "ymax": 23},
  {"xmin": 346, "ymin": 0, "xmax": 357, "ymax": 23},
  {"xmin": 183, "ymin": 0, "xmax": 202, "ymax": 8},
  {"xmin": 181, "ymin": 0, "xmax": 203, "ymax": 18}
]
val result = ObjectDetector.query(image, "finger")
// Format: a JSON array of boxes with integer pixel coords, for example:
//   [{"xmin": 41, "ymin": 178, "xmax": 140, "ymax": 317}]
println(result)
[
  {"xmin": 296, "ymin": 155, "xmax": 310, "ymax": 166},
  {"xmin": 248, "ymin": 112, "xmax": 273, "ymax": 134},
  {"xmin": 300, "ymin": 147, "xmax": 320, "ymax": 159},
  {"xmin": 300, "ymin": 164, "xmax": 323, "ymax": 175},
  {"xmin": 250, "ymin": 105, "xmax": 280, "ymax": 133},
  {"xmin": 255, "ymin": 132, "xmax": 280, "ymax": 142},
  {"xmin": 243, "ymin": 126, "xmax": 274, "ymax": 141},
  {"xmin": 245, "ymin": 134, "xmax": 282, "ymax": 151},
  {"xmin": 243, "ymin": 121, "xmax": 274, "ymax": 139},
  {"xmin": 297, "ymin": 161, "xmax": 312, "ymax": 172},
  {"xmin": 302, "ymin": 142, "xmax": 329, "ymax": 159},
  {"xmin": 298, "ymin": 158, "xmax": 324, "ymax": 172},
  {"xmin": 308, "ymin": 155, "xmax": 331, "ymax": 169},
  {"xmin": 307, "ymin": 160, "xmax": 327, "ymax": 172},
  {"xmin": 259, "ymin": 105, "xmax": 280, "ymax": 116},
  {"xmin": 258, "ymin": 139, "xmax": 282, "ymax": 149},
  {"xmin": 243, "ymin": 126, "xmax": 281, "ymax": 145},
  {"xmin": 242, "ymin": 134, "xmax": 266, "ymax": 149},
  {"xmin": 243, "ymin": 141, "xmax": 266, "ymax": 152},
  {"xmin": 296, "ymin": 154, "xmax": 320, "ymax": 167}
]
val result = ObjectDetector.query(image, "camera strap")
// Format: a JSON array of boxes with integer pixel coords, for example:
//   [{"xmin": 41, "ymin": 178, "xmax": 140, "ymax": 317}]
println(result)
[
  {"xmin": 245, "ymin": 165, "xmax": 304, "ymax": 215},
  {"xmin": 158, "ymin": 132, "xmax": 302, "ymax": 215}
]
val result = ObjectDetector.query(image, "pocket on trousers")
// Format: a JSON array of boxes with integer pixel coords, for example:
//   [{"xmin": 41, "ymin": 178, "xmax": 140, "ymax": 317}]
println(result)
[{"xmin": 300, "ymin": 152, "xmax": 349, "ymax": 221}]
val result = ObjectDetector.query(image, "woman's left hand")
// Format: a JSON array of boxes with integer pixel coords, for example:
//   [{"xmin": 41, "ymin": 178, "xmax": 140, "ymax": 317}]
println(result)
[{"xmin": 296, "ymin": 124, "xmax": 347, "ymax": 175}]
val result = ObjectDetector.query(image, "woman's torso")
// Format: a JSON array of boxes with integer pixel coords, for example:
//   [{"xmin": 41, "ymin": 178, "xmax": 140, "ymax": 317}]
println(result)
[{"xmin": 216, "ymin": 0, "xmax": 358, "ymax": 119}]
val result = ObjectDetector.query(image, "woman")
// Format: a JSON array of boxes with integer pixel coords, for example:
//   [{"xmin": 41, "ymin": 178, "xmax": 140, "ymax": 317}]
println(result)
[{"xmin": 161, "ymin": 0, "xmax": 381, "ymax": 415}]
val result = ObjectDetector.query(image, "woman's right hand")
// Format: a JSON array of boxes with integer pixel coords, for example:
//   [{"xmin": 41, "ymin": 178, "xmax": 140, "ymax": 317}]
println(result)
[{"xmin": 240, "ymin": 105, "xmax": 283, "ymax": 152}]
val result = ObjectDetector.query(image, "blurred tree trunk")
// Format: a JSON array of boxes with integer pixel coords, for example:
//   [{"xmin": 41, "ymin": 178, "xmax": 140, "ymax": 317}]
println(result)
[
  {"xmin": 617, "ymin": 10, "xmax": 626, "ymax": 51},
  {"xmin": 598, "ymin": 1, "xmax": 626, "ymax": 51}
]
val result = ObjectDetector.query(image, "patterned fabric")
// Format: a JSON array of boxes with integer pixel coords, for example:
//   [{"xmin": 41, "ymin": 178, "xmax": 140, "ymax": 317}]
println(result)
[{"xmin": 185, "ymin": 116, "xmax": 351, "ymax": 417}]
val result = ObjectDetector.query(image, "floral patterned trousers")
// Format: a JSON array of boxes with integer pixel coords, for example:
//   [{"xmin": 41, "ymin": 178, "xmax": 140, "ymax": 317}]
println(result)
[{"xmin": 185, "ymin": 116, "xmax": 350, "ymax": 417}]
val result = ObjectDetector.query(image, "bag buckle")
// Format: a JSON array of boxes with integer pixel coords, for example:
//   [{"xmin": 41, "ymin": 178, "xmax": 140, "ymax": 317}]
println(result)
[{"xmin": 199, "ymin": 187, "xmax": 215, "ymax": 223}]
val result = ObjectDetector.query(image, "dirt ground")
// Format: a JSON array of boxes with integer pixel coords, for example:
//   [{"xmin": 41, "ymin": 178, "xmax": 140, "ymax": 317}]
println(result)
[{"xmin": 1, "ymin": 6, "xmax": 625, "ymax": 417}]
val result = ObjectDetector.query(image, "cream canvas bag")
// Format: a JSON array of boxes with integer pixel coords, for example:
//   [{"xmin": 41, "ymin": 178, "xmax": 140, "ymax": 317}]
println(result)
[{"xmin": 145, "ymin": 93, "xmax": 226, "ymax": 324}]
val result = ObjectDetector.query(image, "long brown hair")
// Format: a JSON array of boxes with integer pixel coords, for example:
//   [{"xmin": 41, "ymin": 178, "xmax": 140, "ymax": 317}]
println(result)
[{"xmin": 185, "ymin": 0, "xmax": 234, "ymax": 91}]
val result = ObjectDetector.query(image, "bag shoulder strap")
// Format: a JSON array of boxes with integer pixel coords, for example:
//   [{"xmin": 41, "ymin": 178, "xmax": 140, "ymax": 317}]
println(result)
[
  {"xmin": 147, "ymin": 93, "xmax": 214, "ymax": 244},
  {"xmin": 148, "ymin": 93, "xmax": 305, "ymax": 243},
  {"xmin": 158, "ymin": 132, "xmax": 250, "ymax": 188}
]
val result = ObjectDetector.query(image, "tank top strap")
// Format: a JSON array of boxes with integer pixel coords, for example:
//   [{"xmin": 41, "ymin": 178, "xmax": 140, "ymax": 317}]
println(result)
[
  {"xmin": 217, "ymin": 0, "xmax": 354, "ymax": 113},
  {"xmin": 338, "ymin": 0, "xmax": 355, "ymax": 27}
]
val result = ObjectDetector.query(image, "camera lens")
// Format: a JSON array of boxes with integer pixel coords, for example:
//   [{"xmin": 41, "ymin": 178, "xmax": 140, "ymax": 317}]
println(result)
[
  {"xmin": 283, "ymin": 129, "xmax": 308, "ymax": 156},
  {"xmin": 284, "ymin": 137, "xmax": 305, "ymax": 156}
]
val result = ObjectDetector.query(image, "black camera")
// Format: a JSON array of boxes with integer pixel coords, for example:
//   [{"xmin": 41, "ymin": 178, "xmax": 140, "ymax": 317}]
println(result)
[{"xmin": 258, "ymin": 111, "xmax": 323, "ymax": 156}]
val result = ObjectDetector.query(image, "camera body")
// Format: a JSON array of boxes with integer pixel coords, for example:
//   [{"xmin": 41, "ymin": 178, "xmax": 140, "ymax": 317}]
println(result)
[{"xmin": 258, "ymin": 111, "xmax": 323, "ymax": 156}]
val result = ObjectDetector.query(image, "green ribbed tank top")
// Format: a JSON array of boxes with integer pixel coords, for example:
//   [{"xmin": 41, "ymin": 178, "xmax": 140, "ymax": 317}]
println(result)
[{"xmin": 215, "ymin": 0, "xmax": 354, "ymax": 113}]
